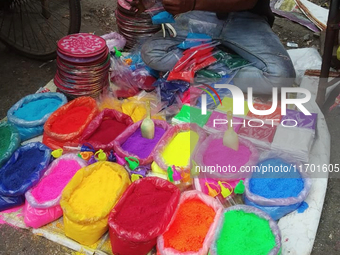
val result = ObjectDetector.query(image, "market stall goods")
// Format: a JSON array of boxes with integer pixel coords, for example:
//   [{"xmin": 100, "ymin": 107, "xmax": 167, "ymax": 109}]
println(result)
[
  {"xmin": 109, "ymin": 177, "xmax": 180, "ymax": 255},
  {"xmin": 210, "ymin": 205, "xmax": 281, "ymax": 255},
  {"xmin": 157, "ymin": 190, "xmax": 223, "ymax": 255},
  {"xmin": 7, "ymin": 93, "xmax": 67, "ymax": 141},
  {"xmin": 43, "ymin": 96, "xmax": 98, "ymax": 150},
  {"xmin": 0, "ymin": 122, "xmax": 21, "ymax": 168},
  {"xmin": 60, "ymin": 161, "xmax": 130, "ymax": 245},
  {"xmin": 24, "ymin": 154, "xmax": 87, "ymax": 228},
  {"xmin": 0, "ymin": 142, "xmax": 51, "ymax": 211}
]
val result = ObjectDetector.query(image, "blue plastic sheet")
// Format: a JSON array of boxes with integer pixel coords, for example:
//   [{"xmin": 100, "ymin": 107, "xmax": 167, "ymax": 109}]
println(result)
[
  {"xmin": 0, "ymin": 142, "xmax": 52, "ymax": 197},
  {"xmin": 7, "ymin": 92, "xmax": 67, "ymax": 141}
]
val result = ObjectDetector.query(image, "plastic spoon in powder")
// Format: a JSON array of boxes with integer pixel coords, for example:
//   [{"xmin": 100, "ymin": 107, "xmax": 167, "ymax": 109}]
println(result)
[
  {"xmin": 223, "ymin": 111, "xmax": 239, "ymax": 151},
  {"xmin": 141, "ymin": 101, "xmax": 155, "ymax": 139}
]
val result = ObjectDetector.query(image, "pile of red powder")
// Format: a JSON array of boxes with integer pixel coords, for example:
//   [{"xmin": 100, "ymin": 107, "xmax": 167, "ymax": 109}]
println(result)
[
  {"xmin": 85, "ymin": 119, "xmax": 128, "ymax": 144},
  {"xmin": 163, "ymin": 198, "xmax": 216, "ymax": 252},
  {"xmin": 113, "ymin": 181, "xmax": 173, "ymax": 233},
  {"xmin": 50, "ymin": 106, "xmax": 92, "ymax": 134}
]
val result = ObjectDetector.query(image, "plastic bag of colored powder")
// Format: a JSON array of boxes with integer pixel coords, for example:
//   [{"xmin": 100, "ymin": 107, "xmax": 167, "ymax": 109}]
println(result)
[
  {"xmin": 43, "ymin": 96, "xmax": 98, "ymax": 150},
  {"xmin": 0, "ymin": 142, "xmax": 51, "ymax": 212},
  {"xmin": 157, "ymin": 190, "xmax": 223, "ymax": 255},
  {"xmin": 152, "ymin": 123, "xmax": 207, "ymax": 174},
  {"xmin": 113, "ymin": 120, "xmax": 169, "ymax": 165},
  {"xmin": 210, "ymin": 205, "xmax": 281, "ymax": 255},
  {"xmin": 60, "ymin": 161, "xmax": 131, "ymax": 245},
  {"xmin": 244, "ymin": 152, "xmax": 312, "ymax": 220},
  {"xmin": 7, "ymin": 92, "xmax": 67, "ymax": 141},
  {"xmin": 0, "ymin": 122, "xmax": 21, "ymax": 168},
  {"xmin": 193, "ymin": 132, "xmax": 258, "ymax": 180},
  {"xmin": 172, "ymin": 104, "xmax": 212, "ymax": 127},
  {"xmin": 109, "ymin": 177, "xmax": 181, "ymax": 255},
  {"xmin": 79, "ymin": 108, "xmax": 133, "ymax": 151},
  {"xmin": 24, "ymin": 154, "xmax": 87, "ymax": 228}
]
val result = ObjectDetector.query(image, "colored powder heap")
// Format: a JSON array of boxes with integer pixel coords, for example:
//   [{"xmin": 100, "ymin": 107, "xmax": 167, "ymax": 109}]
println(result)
[
  {"xmin": 68, "ymin": 165, "xmax": 121, "ymax": 218},
  {"xmin": 114, "ymin": 181, "xmax": 172, "ymax": 232},
  {"xmin": 250, "ymin": 158, "xmax": 304, "ymax": 199},
  {"xmin": 1, "ymin": 148, "xmax": 45, "ymax": 191},
  {"xmin": 51, "ymin": 106, "xmax": 92, "ymax": 134},
  {"xmin": 14, "ymin": 98, "xmax": 61, "ymax": 121},
  {"xmin": 216, "ymin": 210, "xmax": 276, "ymax": 255},
  {"xmin": 163, "ymin": 198, "xmax": 215, "ymax": 252},
  {"xmin": 121, "ymin": 126, "xmax": 165, "ymax": 158},
  {"xmin": 0, "ymin": 125, "xmax": 11, "ymax": 157},
  {"xmin": 86, "ymin": 119, "xmax": 128, "ymax": 144},
  {"xmin": 203, "ymin": 138, "xmax": 251, "ymax": 170},
  {"xmin": 31, "ymin": 159, "xmax": 82, "ymax": 203},
  {"xmin": 162, "ymin": 131, "xmax": 199, "ymax": 167}
]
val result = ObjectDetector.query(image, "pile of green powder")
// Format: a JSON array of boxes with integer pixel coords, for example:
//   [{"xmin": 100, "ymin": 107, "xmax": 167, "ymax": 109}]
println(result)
[
  {"xmin": 216, "ymin": 210, "xmax": 277, "ymax": 255},
  {"xmin": 0, "ymin": 125, "xmax": 12, "ymax": 157}
]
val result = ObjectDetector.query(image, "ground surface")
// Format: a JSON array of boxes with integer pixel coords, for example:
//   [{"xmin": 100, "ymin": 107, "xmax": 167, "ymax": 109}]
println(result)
[{"xmin": 0, "ymin": 0, "xmax": 339, "ymax": 254}]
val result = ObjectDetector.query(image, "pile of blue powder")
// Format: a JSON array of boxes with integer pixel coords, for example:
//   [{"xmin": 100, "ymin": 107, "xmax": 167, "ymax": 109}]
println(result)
[
  {"xmin": 0, "ymin": 147, "xmax": 45, "ymax": 191},
  {"xmin": 249, "ymin": 158, "xmax": 304, "ymax": 199},
  {"xmin": 14, "ymin": 97, "xmax": 62, "ymax": 121}
]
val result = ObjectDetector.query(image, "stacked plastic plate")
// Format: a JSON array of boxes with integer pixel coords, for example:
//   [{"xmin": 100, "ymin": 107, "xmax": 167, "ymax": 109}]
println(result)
[
  {"xmin": 116, "ymin": 0, "xmax": 161, "ymax": 49},
  {"xmin": 54, "ymin": 33, "xmax": 110, "ymax": 98}
]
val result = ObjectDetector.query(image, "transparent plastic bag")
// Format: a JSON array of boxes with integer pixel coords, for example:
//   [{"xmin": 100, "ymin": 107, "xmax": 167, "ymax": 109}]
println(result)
[
  {"xmin": 193, "ymin": 133, "xmax": 259, "ymax": 180},
  {"xmin": 0, "ymin": 195, "xmax": 25, "ymax": 212},
  {"xmin": 43, "ymin": 96, "xmax": 98, "ymax": 150},
  {"xmin": 7, "ymin": 92, "xmax": 67, "ymax": 141},
  {"xmin": 80, "ymin": 109, "xmax": 133, "ymax": 151},
  {"xmin": 101, "ymin": 32, "xmax": 126, "ymax": 52},
  {"xmin": 60, "ymin": 161, "xmax": 131, "ymax": 245},
  {"xmin": 0, "ymin": 142, "xmax": 52, "ymax": 197},
  {"xmin": 157, "ymin": 190, "xmax": 223, "ymax": 255},
  {"xmin": 113, "ymin": 119, "xmax": 169, "ymax": 165},
  {"xmin": 210, "ymin": 205, "xmax": 281, "ymax": 255},
  {"xmin": 244, "ymin": 151, "xmax": 312, "ymax": 220},
  {"xmin": 0, "ymin": 122, "xmax": 21, "ymax": 168},
  {"xmin": 109, "ymin": 177, "xmax": 181, "ymax": 255}
]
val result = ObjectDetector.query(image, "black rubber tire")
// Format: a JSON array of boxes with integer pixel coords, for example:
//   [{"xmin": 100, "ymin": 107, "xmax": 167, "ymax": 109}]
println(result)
[{"xmin": 0, "ymin": 0, "xmax": 82, "ymax": 61}]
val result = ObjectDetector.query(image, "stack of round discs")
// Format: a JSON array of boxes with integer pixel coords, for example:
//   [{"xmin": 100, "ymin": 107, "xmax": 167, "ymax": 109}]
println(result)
[
  {"xmin": 54, "ymin": 33, "xmax": 110, "ymax": 99},
  {"xmin": 116, "ymin": 0, "xmax": 160, "ymax": 49}
]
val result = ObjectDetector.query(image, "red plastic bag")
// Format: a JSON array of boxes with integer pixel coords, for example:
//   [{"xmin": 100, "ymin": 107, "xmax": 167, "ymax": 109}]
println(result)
[
  {"xmin": 43, "ymin": 97, "xmax": 98, "ymax": 150},
  {"xmin": 80, "ymin": 108, "xmax": 133, "ymax": 151},
  {"xmin": 109, "ymin": 177, "xmax": 181, "ymax": 255}
]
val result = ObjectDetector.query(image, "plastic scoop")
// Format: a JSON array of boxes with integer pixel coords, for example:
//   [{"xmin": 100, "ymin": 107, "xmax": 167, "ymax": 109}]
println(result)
[
  {"xmin": 141, "ymin": 101, "xmax": 155, "ymax": 139},
  {"xmin": 223, "ymin": 111, "xmax": 239, "ymax": 151},
  {"xmin": 51, "ymin": 149, "xmax": 63, "ymax": 158},
  {"xmin": 125, "ymin": 157, "xmax": 139, "ymax": 171}
]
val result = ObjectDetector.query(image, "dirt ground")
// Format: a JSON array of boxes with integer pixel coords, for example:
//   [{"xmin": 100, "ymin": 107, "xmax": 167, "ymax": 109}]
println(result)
[{"xmin": 0, "ymin": 0, "xmax": 340, "ymax": 254}]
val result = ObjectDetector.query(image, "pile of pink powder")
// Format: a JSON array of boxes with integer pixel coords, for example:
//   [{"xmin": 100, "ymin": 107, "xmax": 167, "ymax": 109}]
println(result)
[{"xmin": 30, "ymin": 159, "xmax": 83, "ymax": 203}]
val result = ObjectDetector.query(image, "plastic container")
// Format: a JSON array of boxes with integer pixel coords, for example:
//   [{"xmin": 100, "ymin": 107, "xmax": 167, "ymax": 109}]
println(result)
[
  {"xmin": 7, "ymin": 92, "xmax": 67, "ymax": 141},
  {"xmin": 109, "ymin": 177, "xmax": 180, "ymax": 255},
  {"xmin": 60, "ymin": 161, "xmax": 130, "ymax": 245}
]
